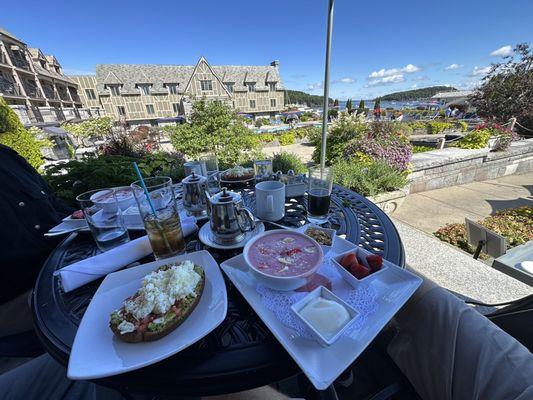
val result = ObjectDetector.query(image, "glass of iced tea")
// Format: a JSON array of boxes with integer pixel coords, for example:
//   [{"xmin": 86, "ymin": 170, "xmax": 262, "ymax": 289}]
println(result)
[
  {"xmin": 131, "ymin": 176, "xmax": 186, "ymax": 259},
  {"xmin": 307, "ymin": 166, "xmax": 333, "ymax": 224}
]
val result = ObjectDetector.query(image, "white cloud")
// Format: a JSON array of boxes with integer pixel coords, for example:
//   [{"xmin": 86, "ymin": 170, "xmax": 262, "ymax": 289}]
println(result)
[
  {"xmin": 490, "ymin": 45, "xmax": 512, "ymax": 57},
  {"xmin": 307, "ymin": 82, "xmax": 323, "ymax": 90},
  {"xmin": 470, "ymin": 66, "xmax": 491, "ymax": 76},
  {"xmin": 413, "ymin": 75, "xmax": 429, "ymax": 82},
  {"xmin": 334, "ymin": 77, "xmax": 356, "ymax": 84},
  {"xmin": 366, "ymin": 74, "xmax": 405, "ymax": 87},
  {"xmin": 411, "ymin": 84, "xmax": 418, "ymax": 88},
  {"xmin": 368, "ymin": 64, "xmax": 421, "ymax": 78},
  {"xmin": 445, "ymin": 63, "xmax": 463, "ymax": 70}
]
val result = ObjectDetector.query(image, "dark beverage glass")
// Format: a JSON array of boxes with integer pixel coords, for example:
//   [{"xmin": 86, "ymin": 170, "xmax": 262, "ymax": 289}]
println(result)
[{"xmin": 307, "ymin": 166, "xmax": 333, "ymax": 224}]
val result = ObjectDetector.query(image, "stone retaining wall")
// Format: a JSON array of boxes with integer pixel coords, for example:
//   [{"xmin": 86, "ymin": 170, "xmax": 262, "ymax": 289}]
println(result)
[{"xmin": 408, "ymin": 139, "xmax": 533, "ymax": 193}]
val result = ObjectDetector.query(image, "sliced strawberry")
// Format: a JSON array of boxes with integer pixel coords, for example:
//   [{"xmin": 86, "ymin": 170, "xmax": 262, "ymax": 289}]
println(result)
[
  {"xmin": 366, "ymin": 254, "xmax": 383, "ymax": 272},
  {"xmin": 340, "ymin": 253, "xmax": 357, "ymax": 269},
  {"xmin": 350, "ymin": 263, "xmax": 370, "ymax": 280},
  {"xmin": 285, "ymin": 248, "xmax": 302, "ymax": 257}
]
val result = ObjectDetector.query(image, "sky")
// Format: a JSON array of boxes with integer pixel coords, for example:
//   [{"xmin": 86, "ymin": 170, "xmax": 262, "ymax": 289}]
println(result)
[{"xmin": 2, "ymin": 0, "xmax": 532, "ymax": 100}]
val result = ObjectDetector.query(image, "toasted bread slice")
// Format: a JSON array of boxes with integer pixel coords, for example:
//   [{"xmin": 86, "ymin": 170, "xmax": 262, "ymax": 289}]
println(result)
[{"xmin": 110, "ymin": 264, "xmax": 205, "ymax": 343}]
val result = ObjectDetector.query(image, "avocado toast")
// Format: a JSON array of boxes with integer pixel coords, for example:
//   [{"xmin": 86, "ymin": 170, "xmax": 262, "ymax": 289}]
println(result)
[{"xmin": 110, "ymin": 261, "xmax": 205, "ymax": 343}]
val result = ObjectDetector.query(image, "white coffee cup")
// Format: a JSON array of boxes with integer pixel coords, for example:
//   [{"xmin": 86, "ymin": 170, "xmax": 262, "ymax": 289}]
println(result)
[{"xmin": 255, "ymin": 181, "xmax": 285, "ymax": 221}]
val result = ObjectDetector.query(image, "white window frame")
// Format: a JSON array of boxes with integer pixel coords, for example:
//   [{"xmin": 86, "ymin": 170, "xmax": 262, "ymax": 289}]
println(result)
[
  {"xmin": 167, "ymin": 83, "xmax": 179, "ymax": 95},
  {"xmin": 269, "ymin": 82, "xmax": 276, "ymax": 91},
  {"xmin": 172, "ymin": 103, "xmax": 180, "ymax": 113},
  {"xmin": 85, "ymin": 89, "xmax": 96, "ymax": 100},
  {"xmin": 138, "ymin": 84, "xmax": 151, "ymax": 95},
  {"xmin": 117, "ymin": 106, "xmax": 126, "ymax": 116},
  {"xmin": 200, "ymin": 80, "xmax": 213, "ymax": 91},
  {"xmin": 146, "ymin": 104, "xmax": 155, "ymax": 115},
  {"xmin": 109, "ymin": 85, "xmax": 121, "ymax": 96},
  {"xmin": 270, "ymin": 98, "xmax": 276, "ymax": 107},
  {"xmin": 225, "ymin": 83, "xmax": 234, "ymax": 93},
  {"xmin": 247, "ymin": 83, "xmax": 256, "ymax": 92},
  {"xmin": 249, "ymin": 99, "xmax": 256, "ymax": 109}
]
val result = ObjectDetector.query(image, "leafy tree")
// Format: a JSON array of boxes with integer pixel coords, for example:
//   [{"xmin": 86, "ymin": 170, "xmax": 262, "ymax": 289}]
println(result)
[
  {"xmin": 374, "ymin": 97, "xmax": 381, "ymax": 111},
  {"xmin": 0, "ymin": 97, "xmax": 45, "ymax": 169},
  {"xmin": 165, "ymin": 100, "xmax": 260, "ymax": 167},
  {"xmin": 62, "ymin": 116, "xmax": 113, "ymax": 152},
  {"xmin": 345, "ymin": 98, "xmax": 352, "ymax": 113},
  {"xmin": 358, "ymin": 99, "xmax": 365, "ymax": 110},
  {"xmin": 471, "ymin": 43, "xmax": 533, "ymax": 135},
  {"xmin": 285, "ymin": 90, "xmax": 333, "ymax": 106},
  {"xmin": 333, "ymin": 99, "xmax": 339, "ymax": 107}
]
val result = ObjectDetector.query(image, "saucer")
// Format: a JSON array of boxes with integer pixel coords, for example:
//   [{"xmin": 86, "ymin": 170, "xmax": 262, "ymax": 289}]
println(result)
[{"xmin": 198, "ymin": 222, "xmax": 265, "ymax": 250}]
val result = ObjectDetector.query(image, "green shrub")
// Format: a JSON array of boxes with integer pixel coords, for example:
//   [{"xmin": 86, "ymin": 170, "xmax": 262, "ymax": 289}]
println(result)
[
  {"xmin": 455, "ymin": 121, "xmax": 469, "ymax": 132},
  {"xmin": 412, "ymin": 145, "xmax": 433, "ymax": 153},
  {"xmin": 278, "ymin": 132, "xmax": 295, "ymax": 146},
  {"xmin": 292, "ymin": 125, "xmax": 319, "ymax": 140},
  {"xmin": 455, "ymin": 129, "xmax": 491, "ymax": 149},
  {"xmin": 332, "ymin": 159, "xmax": 408, "ymax": 197},
  {"xmin": 434, "ymin": 206, "xmax": 533, "ymax": 257},
  {"xmin": 0, "ymin": 98, "xmax": 45, "ymax": 169},
  {"xmin": 259, "ymin": 133, "xmax": 276, "ymax": 143},
  {"xmin": 44, "ymin": 152, "xmax": 186, "ymax": 206},
  {"xmin": 426, "ymin": 121, "xmax": 453, "ymax": 134},
  {"xmin": 408, "ymin": 121, "xmax": 427, "ymax": 131},
  {"xmin": 272, "ymin": 152, "xmax": 306, "ymax": 174}
]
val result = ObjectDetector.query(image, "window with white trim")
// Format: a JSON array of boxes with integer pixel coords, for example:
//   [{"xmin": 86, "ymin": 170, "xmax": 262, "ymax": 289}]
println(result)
[
  {"xmin": 137, "ymin": 84, "xmax": 151, "ymax": 95},
  {"xmin": 166, "ymin": 84, "xmax": 179, "ymax": 95},
  {"xmin": 117, "ymin": 106, "xmax": 126, "ymax": 116},
  {"xmin": 269, "ymin": 82, "xmax": 276, "ymax": 91},
  {"xmin": 200, "ymin": 80, "xmax": 213, "ymax": 91},
  {"xmin": 225, "ymin": 83, "xmax": 234, "ymax": 93},
  {"xmin": 85, "ymin": 89, "xmax": 96, "ymax": 100},
  {"xmin": 172, "ymin": 103, "xmax": 180, "ymax": 113},
  {"xmin": 109, "ymin": 85, "xmax": 121, "ymax": 96},
  {"xmin": 270, "ymin": 98, "xmax": 276, "ymax": 107},
  {"xmin": 249, "ymin": 100, "xmax": 256, "ymax": 109},
  {"xmin": 146, "ymin": 104, "xmax": 155, "ymax": 115},
  {"xmin": 247, "ymin": 83, "xmax": 256, "ymax": 92}
]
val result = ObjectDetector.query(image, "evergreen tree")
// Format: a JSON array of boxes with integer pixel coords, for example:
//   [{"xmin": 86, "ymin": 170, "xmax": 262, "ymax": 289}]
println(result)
[
  {"xmin": 333, "ymin": 99, "xmax": 339, "ymax": 107},
  {"xmin": 358, "ymin": 99, "xmax": 365, "ymax": 109},
  {"xmin": 374, "ymin": 97, "xmax": 381, "ymax": 111},
  {"xmin": 345, "ymin": 98, "xmax": 352, "ymax": 112}
]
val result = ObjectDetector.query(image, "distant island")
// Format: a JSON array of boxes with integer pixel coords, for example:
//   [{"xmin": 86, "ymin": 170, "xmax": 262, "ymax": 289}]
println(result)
[
  {"xmin": 377, "ymin": 86, "xmax": 458, "ymax": 101},
  {"xmin": 285, "ymin": 90, "xmax": 333, "ymax": 106}
]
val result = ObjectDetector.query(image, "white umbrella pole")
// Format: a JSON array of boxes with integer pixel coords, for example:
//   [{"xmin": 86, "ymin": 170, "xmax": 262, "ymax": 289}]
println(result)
[{"xmin": 320, "ymin": 0, "xmax": 335, "ymax": 170}]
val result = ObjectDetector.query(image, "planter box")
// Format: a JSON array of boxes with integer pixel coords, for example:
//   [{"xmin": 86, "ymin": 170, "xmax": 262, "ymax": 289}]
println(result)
[{"xmin": 367, "ymin": 186, "xmax": 409, "ymax": 215}]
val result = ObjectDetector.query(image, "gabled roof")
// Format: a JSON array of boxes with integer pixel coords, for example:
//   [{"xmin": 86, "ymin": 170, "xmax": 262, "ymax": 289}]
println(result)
[
  {"xmin": 0, "ymin": 27, "xmax": 24, "ymax": 44},
  {"xmin": 431, "ymin": 90, "xmax": 473, "ymax": 99},
  {"xmin": 93, "ymin": 59, "xmax": 284, "ymax": 95}
]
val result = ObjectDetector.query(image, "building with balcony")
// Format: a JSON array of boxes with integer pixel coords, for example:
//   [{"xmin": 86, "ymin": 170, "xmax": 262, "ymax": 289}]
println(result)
[
  {"xmin": 0, "ymin": 27, "xmax": 95, "ymax": 126},
  {"xmin": 70, "ymin": 57, "xmax": 285, "ymax": 125}
]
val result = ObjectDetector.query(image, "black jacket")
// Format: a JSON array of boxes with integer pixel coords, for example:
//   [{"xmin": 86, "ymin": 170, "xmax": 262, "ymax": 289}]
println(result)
[{"xmin": 0, "ymin": 145, "xmax": 73, "ymax": 304}]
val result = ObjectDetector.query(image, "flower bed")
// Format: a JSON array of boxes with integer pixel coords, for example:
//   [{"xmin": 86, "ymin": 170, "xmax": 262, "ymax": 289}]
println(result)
[{"xmin": 434, "ymin": 206, "xmax": 533, "ymax": 258}]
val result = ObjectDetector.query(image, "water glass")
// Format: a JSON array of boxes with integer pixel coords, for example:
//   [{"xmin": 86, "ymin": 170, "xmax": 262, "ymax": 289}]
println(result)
[
  {"xmin": 131, "ymin": 176, "xmax": 186, "ymax": 259},
  {"xmin": 200, "ymin": 154, "xmax": 220, "ymax": 194},
  {"xmin": 76, "ymin": 189, "xmax": 130, "ymax": 252},
  {"xmin": 307, "ymin": 166, "xmax": 333, "ymax": 224},
  {"xmin": 254, "ymin": 159, "xmax": 273, "ymax": 183},
  {"xmin": 184, "ymin": 161, "xmax": 204, "ymax": 177}
]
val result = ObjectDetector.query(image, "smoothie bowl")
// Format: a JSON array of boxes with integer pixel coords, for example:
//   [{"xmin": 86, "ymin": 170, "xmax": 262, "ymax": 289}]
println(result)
[{"xmin": 243, "ymin": 230, "xmax": 323, "ymax": 291}]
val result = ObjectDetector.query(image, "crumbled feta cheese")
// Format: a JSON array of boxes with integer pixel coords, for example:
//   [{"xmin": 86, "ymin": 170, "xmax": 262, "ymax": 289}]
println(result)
[
  {"xmin": 281, "ymin": 237, "xmax": 295, "ymax": 243},
  {"xmin": 303, "ymin": 246, "xmax": 317, "ymax": 253},
  {"xmin": 123, "ymin": 260, "xmax": 201, "ymax": 320},
  {"xmin": 277, "ymin": 256, "xmax": 293, "ymax": 264},
  {"xmin": 117, "ymin": 320, "xmax": 135, "ymax": 334}
]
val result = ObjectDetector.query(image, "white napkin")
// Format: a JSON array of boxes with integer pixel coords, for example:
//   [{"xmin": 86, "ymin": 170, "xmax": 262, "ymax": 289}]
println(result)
[{"xmin": 55, "ymin": 221, "xmax": 198, "ymax": 292}]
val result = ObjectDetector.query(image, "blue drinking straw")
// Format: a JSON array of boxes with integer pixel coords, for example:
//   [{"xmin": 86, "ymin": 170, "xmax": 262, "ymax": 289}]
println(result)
[
  {"xmin": 132, "ymin": 162, "xmax": 159, "ymax": 218},
  {"xmin": 132, "ymin": 162, "xmax": 173, "ymax": 253}
]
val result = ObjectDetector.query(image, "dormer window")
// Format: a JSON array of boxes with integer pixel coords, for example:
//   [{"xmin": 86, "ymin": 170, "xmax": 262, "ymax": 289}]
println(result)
[
  {"xmin": 55, "ymin": 66, "xmax": 61, "ymax": 74},
  {"xmin": 165, "ymin": 83, "xmax": 179, "ymax": 95},
  {"xmin": 225, "ymin": 83, "xmax": 234, "ymax": 93},
  {"xmin": 137, "ymin": 84, "xmax": 151, "ymax": 95},
  {"xmin": 247, "ymin": 83, "xmax": 256, "ymax": 92},
  {"xmin": 107, "ymin": 85, "xmax": 121, "ymax": 96},
  {"xmin": 40, "ymin": 60, "xmax": 47, "ymax": 69},
  {"xmin": 269, "ymin": 82, "xmax": 276, "ymax": 91}
]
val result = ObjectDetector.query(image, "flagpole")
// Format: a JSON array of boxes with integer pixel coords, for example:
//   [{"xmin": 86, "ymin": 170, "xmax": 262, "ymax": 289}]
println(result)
[{"xmin": 320, "ymin": 0, "xmax": 334, "ymax": 170}]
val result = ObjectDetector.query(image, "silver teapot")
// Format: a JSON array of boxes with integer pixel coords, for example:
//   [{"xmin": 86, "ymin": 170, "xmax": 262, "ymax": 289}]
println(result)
[
  {"xmin": 205, "ymin": 187, "xmax": 255, "ymax": 245},
  {"xmin": 182, "ymin": 172, "xmax": 207, "ymax": 217}
]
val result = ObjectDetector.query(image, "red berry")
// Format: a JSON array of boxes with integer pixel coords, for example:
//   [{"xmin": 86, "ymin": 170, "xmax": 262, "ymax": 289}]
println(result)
[
  {"xmin": 366, "ymin": 254, "xmax": 383, "ymax": 272},
  {"xmin": 350, "ymin": 263, "xmax": 370, "ymax": 279},
  {"xmin": 340, "ymin": 253, "xmax": 357, "ymax": 269}
]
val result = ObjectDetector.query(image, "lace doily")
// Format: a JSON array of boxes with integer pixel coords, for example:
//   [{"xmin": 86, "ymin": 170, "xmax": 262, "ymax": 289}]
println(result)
[{"xmin": 255, "ymin": 251, "xmax": 378, "ymax": 340}]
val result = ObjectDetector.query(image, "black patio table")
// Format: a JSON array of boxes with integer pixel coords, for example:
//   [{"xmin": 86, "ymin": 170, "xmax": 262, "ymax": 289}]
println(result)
[{"xmin": 31, "ymin": 183, "xmax": 405, "ymax": 397}]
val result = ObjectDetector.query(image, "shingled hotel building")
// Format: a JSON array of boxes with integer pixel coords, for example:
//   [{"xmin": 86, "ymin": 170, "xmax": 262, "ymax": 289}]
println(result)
[{"xmin": 70, "ymin": 57, "xmax": 285, "ymax": 125}]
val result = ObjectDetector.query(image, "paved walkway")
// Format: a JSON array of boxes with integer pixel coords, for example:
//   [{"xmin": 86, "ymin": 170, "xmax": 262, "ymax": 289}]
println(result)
[
  {"xmin": 262, "ymin": 142, "xmax": 315, "ymax": 164},
  {"xmin": 394, "ymin": 172, "xmax": 533, "ymax": 234}
]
